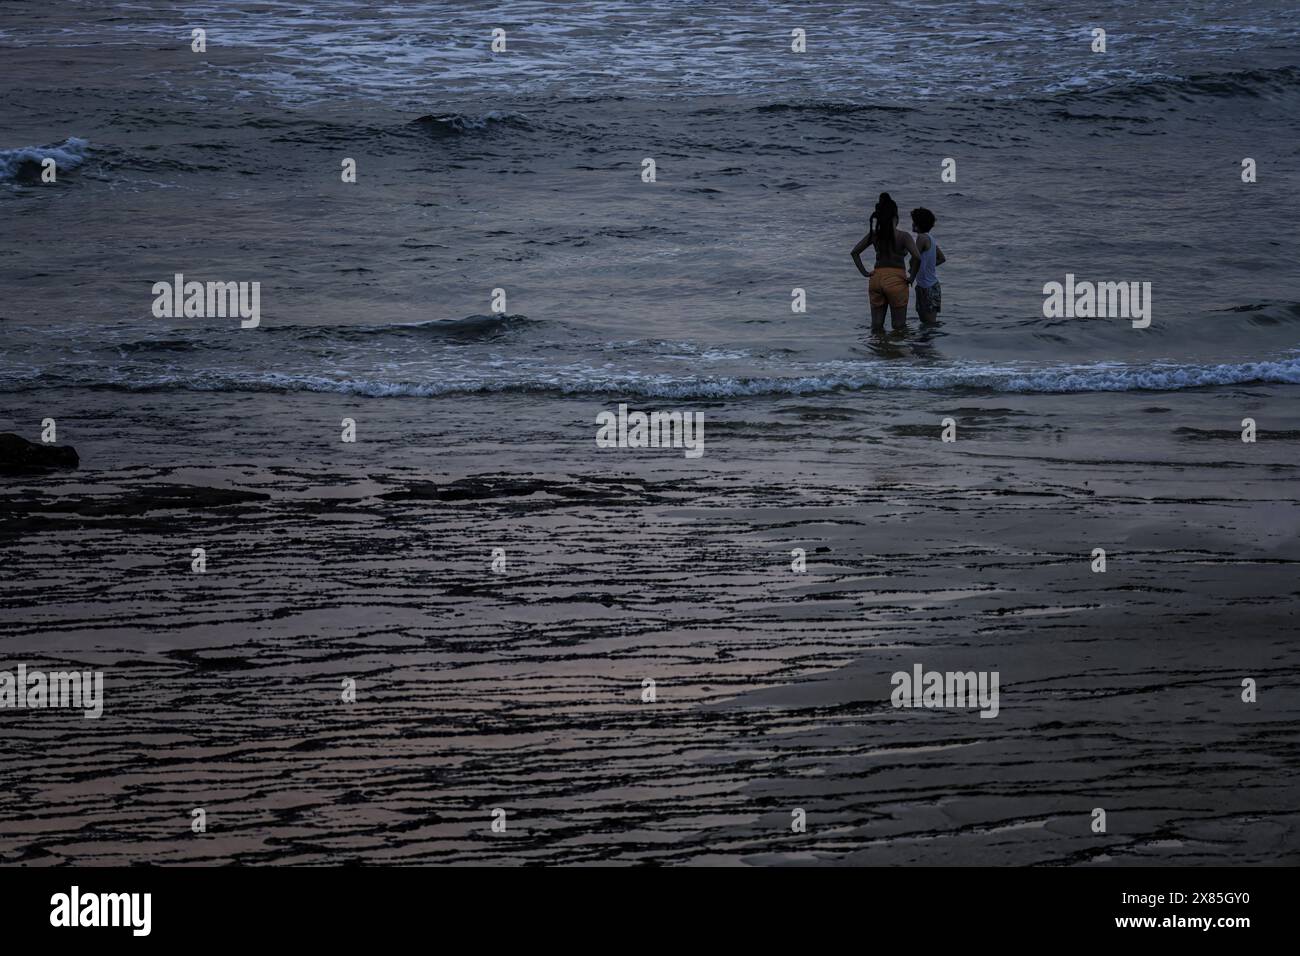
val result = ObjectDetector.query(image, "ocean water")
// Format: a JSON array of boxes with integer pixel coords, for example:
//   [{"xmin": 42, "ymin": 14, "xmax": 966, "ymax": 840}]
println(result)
[
  {"xmin": 4, "ymin": 2, "xmax": 1300, "ymax": 867},
  {"xmin": 2, "ymin": 0, "xmax": 1299, "ymax": 402}
]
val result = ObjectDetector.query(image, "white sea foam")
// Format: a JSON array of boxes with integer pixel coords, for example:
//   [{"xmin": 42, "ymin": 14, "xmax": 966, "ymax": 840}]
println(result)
[
  {"xmin": 0, "ymin": 137, "xmax": 90, "ymax": 182},
  {"xmin": 6, "ymin": 356, "xmax": 1298, "ymax": 398},
  {"xmin": 9, "ymin": 2, "xmax": 1290, "ymax": 106}
]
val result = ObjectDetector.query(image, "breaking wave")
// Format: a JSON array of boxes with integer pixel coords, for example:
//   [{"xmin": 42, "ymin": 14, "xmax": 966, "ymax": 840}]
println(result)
[
  {"xmin": 0, "ymin": 137, "xmax": 90, "ymax": 183},
  {"xmin": 6, "ymin": 357, "xmax": 1298, "ymax": 398}
]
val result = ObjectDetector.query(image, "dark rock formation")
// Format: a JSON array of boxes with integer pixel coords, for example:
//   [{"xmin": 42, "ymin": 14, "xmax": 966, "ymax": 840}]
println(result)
[{"xmin": 0, "ymin": 433, "xmax": 79, "ymax": 474}]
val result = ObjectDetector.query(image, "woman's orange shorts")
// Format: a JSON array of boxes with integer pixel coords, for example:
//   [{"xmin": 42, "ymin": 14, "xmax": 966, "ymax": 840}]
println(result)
[{"xmin": 869, "ymin": 267, "xmax": 909, "ymax": 309}]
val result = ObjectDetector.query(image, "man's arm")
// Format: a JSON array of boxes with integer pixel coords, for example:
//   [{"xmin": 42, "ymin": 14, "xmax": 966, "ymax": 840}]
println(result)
[
  {"xmin": 850, "ymin": 231, "xmax": 874, "ymax": 278},
  {"xmin": 935, "ymin": 244, "xmax": 946, "ymax": 267}
]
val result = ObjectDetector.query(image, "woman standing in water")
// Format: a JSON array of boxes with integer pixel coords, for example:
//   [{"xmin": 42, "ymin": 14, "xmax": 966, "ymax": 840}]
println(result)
[{"xmin": 851, "ymin": 192, "xmax": 922, "ymax": 332}]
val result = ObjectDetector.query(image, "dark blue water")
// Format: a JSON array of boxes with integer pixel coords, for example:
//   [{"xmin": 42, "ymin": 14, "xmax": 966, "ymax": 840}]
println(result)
[{"xmin": 2, "ymin": 0, "xmax": 1299, "ymax": 398}]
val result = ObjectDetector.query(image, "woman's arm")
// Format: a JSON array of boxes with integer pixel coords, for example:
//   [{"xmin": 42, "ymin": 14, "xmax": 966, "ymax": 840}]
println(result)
[
  {"xmin": 850, "ymin": 230, "xmax": 874, "ymax": 278},
  {"xmin": 899, "ymin": 229, "xmax": 921, "ymax": 260}
]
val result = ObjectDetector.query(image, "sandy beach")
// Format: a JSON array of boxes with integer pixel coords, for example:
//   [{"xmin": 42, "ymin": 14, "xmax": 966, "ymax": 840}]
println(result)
[{"xmin": 3, "ymin": 385, "xmax": 1297, "ymax": 865}]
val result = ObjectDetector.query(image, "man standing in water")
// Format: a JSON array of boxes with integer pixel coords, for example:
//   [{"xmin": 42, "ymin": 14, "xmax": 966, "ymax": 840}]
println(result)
[{"xmin": 906, "ymin": 206, "xmax": 945, "ymax": 324}]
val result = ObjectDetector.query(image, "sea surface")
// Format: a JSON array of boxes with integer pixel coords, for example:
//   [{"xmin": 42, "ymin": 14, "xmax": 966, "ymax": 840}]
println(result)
[{"xmin": 2, "ymin": 0, "xmax": 1299, "ymax": 399}]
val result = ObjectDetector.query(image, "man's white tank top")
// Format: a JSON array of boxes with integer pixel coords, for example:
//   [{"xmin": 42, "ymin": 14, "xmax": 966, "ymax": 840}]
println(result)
[{"xmin": 916, "ymin": 234, "xmax": 938, "ymax": 288}]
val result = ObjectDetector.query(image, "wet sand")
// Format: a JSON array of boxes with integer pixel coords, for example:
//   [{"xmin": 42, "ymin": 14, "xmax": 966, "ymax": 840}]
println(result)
[{"xmin": 1, "ymin": 387, "xmax": 1299, "ymax": 864}]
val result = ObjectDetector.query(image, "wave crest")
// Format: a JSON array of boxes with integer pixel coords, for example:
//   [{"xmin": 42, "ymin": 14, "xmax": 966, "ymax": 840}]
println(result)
[
  {"xmin": 7, "ymin": 357, "xmax": 1298, "ymax": 399},
  {"xmin": 408, "ymin": 111, "xmax": 526, "ymax": 135},
  {"xmin": 0, "ymin": 137, "xmax": 90, "ymax": 183},
  {"xmin": 1086, "ymin": 66, "xmax": 1300, "ymax": 104}
]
